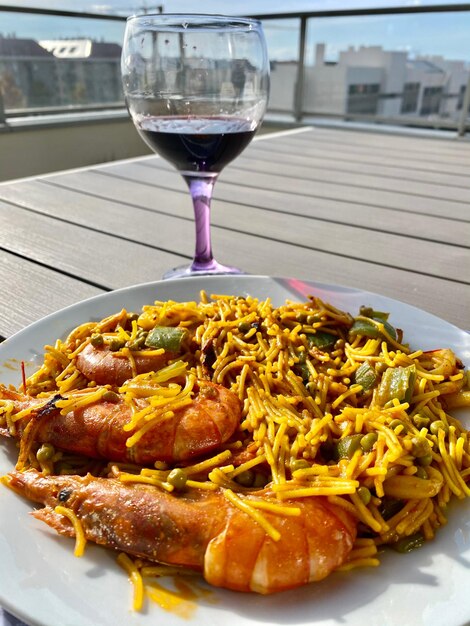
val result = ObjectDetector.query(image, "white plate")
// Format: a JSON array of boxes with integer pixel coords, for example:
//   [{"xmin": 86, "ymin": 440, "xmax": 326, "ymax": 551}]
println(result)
[{"xmin": 0, "ymin": 276, "xmax": 469, "ymax": 626}]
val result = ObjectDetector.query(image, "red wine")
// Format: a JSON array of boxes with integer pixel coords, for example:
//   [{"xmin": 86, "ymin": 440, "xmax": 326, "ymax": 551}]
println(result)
[{"xmin": 136, "ymin": 116, "xmax": 256, "ymax": 173}]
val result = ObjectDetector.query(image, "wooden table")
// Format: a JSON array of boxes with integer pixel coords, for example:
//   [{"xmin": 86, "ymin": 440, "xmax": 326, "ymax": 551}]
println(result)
[{"xmin": 0, "ymin": 125, "xmax": 469, "ymax": 340}]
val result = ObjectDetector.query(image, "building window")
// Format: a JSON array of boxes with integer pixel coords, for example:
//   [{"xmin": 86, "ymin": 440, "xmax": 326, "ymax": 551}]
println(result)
[
  {"xmin": 347, "ymin": 83, "xmax": 380, "ymax": 115},
  {"xmin": 401, "ymin": 82, "xmax": 419, "ymax": 114},
  {"xmin": 457, "ymin": 84, "xmax": 467, "ymax": 110},
  {"xmin": 420, "ymin": 86, "xmax": 443, "ymax": 116}
]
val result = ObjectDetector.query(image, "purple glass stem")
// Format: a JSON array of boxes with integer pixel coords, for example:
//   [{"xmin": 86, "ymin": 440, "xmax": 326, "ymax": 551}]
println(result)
[{"xmin": 184, "ymin": 174, "xmax": 221, "ymax": 273}]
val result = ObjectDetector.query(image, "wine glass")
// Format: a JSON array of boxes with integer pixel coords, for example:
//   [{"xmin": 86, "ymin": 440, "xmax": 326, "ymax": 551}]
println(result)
[{"xmin": 121, "ymin": 14, "xmax": 270, "ymax": 279}]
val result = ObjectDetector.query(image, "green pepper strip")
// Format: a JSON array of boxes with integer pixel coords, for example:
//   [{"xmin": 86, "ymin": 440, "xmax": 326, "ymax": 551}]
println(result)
[
  {"xmin": 306, "ymin": 331, "xmax": 336, "ymax": 350},
  {"xmin": 349, "ymin": 316, "xmax": 397, "ymax": 342},
  {"xmin": 144, "ymin": 326, "xmax": 188, "ymax": 352}
]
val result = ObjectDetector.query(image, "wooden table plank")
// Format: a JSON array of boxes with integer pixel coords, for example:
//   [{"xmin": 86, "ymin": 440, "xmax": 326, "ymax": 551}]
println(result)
[
  {"xmin": 266, "ymin": 131, "xmax": 470, "ymax": 177},
  {"xmin": 240, "ymin": 146, "xmax": 470, "ymax": 192},
  {"xmin": 0, "ymin": 175, "xmax": 466, "ymax": 284},
  {"xmin": 0, "ymin": 249, "xmax": 103, "ymax": 338},
  {"xmin": 0, "ymin": 201, "xmax": 187, "ymax": 289},
  {"xmin": 0, "ymin": 126, "xmax": 468, "ymax": 333},
  {"xmin": 29, "ymin": 166, "xmax": 466, "ymax": 248},
  {"xmin": 246, "ymin": 141, "xmax": 470, "ymax": 189},
  {"xmin": 287, "ymin": 127, "xmax": 470, "ymax": 161},
  {"xmin": 0, "ymin": 190, "xmax": 467, "ymax": 328},
  {"xmin": 94, "ymin": 158, "xmax": 470, "ymax": 224}
]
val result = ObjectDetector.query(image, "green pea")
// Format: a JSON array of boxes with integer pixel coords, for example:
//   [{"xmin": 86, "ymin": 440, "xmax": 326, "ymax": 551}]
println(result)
[
  {"xmin": 430, "ymin": 420, "xmax": 448, "ymax": 436},
  {"xmin": 390, "ymin": 419, "xmax": 407, "ymax": 433},
  {"xmin": 108, "ymin": 337, "xmax": 125, "ymax": 351},
  {"xmin": 167, "ymin": 468, "xmax": 187, "ymax": 490},
  {"xmin": 360, "ymin": 432, "xmax": 378, "ymax": 453},
  {"xmin": 252, "ymin": 473, "xmax": 269, "ymax": 488},
  {"xmin": 357, "ymin": 486, "xmax": 371, "ymax": 505},
  {"xmin": 238, "ymin": 322, "xmax": 251, "ymax": 333},
  {"xmin": 235, "ymin": 470, "xmax": 255, "ymax": 487},
  {"xmin": 414, "ymin": 466, "xmax": 428, "ymax": 480},
  {"xmin": 391, "ymin": 532, "xmax": 425, "ymax": 553},
  {"xmin": 411, "ymin": 436, "xmax": 431, "ymax": 458},
  {"xmin": 291, "ymin": 459, "xmax": 310, "ymax": 473},
  {"xmin": 102, "ymin": 390, "xmax": 120, "ymax": 403},
  {"xmin": 416, "ymin": 452, "xmax": 433, "ymax": 467},
  {"xmin": 127, "ymin": 334, "xmax": 147, "ymax": 351},
  {"xmin": 90, "ymin": 333, "xmax": 104, "ymax": 347},
  {"xmin": 412, "ymin": 414, "xmax": 430, "ymax": 429},
  {"xmin": 36, "ymin": 443, "xmax": 55, "ymax": 463}
]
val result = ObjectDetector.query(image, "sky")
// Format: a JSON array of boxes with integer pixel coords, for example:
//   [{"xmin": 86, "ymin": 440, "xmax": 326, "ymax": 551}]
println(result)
[
  {"xmin": 1, "ymin": 0, "xmax": 470, "ymax": 15},
  {"xmin": 0, "ymin": 0, "xmax": 469, "ymax": 63}
]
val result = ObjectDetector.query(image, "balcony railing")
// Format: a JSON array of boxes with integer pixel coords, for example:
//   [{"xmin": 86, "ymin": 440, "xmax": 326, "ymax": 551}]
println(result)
[{"xmin": 0, "ymin": 3, "xmax": 469, "ymax": 136}]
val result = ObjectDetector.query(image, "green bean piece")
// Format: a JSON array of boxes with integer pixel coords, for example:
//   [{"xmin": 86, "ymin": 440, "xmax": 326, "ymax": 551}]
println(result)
[
  {"xmin": 357, "ymin": 486, "xmax": 371, "ymax": 505},
  {"xmin": 237, "ymin": 322, "xmax": 252, "ymax": 333},
  {"xmin": 295, "ymin": 362, "xmax": 310, "ymax": 384},
  {"xmin": 235, "ymin": 470, "xmax": 255, "ymax": 487},
  {"xmin": 391, "ymin": 532, "xmax": 425, "ymax": 553},
  {"xmin": 380, "ymin": 498, "xmax": 404, "ymax": 520},
  {"xmin": 306, "ymin": 331, "xmax": 337, "ymax": 350},
  {"xmin": 360, "ymin": 432, "xmax": 378, "ymax": 452},
  {"xmin": 359, "ymin": 306, "xmax": 390, "ymax": 321},
  {"xmin": 354, "ymin": 362, "xmax": 378, "ymax": 392},
  {"xmin": 167, "ymin": 468, "xmax": 187, "ymax": 490},
  {"xmin": 376, "ymin": 365, "xmax": 416, "ymax": 406},
  {"xmin": 145, "ymin": 326, "xmax": 188, "ymax": 352},
  {"xmin": 336, "ymin": 434, "xmax": 364, "ymax": 459},
  {"xmin": 36, "ymin": 443, "xmax": 55, "ymax": 463}
]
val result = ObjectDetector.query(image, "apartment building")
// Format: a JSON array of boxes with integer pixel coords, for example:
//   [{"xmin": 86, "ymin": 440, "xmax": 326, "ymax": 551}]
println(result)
[
  {"xmin": 0, "ymin": 35, "xmax": 122, "ymax": 110},
  {"xmin": 299, "ymin": 43, "xmax": 469, "ymax": 120}
]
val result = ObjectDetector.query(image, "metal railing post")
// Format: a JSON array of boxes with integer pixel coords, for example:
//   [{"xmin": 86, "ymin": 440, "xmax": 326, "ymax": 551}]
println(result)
[
  {"xmin": 293, "ymin": 16, "xmax": 307, "ymax": 122},
  {"xmin": 0, "ymin": 91, "xmax": 5, "ymax": 124},
  {"xmin": 457, "ymin": 74, "xmax": 470, "ymax": 137}
]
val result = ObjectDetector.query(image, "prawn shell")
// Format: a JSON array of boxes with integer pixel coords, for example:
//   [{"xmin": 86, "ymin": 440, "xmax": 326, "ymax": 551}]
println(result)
[
  {"xmin": 10, "ymin": 381, "xmax": 241, "ymax": 464},
  {"xmin": 205, "ymin": 495, "xmax": 356, "ymax": 594},
  {"xmin": 7, "ymin": 470, "xmax": 357, "ymax": 595},
  {"xmin": 75, "ymin": 343, "xmax": 173, "ymax": 386}
]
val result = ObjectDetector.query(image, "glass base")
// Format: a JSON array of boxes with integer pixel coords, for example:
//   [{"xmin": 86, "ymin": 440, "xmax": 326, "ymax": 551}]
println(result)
[{"xmin": 162, "ymin": 260, "xmax": 245, "ymax": 280}]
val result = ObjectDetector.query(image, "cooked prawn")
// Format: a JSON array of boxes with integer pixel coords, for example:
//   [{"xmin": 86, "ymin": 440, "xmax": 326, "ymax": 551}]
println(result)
[
  {"xmin": 75, "ymin": 342, "xmax": 173, "ymax": 386},
  {"xmin": 5, "ymin": 469, "xmax": 356, "ymax": 594},
  {"xmin": 0, "ymin": 380, "xmax": 241, "ymax": 464}
]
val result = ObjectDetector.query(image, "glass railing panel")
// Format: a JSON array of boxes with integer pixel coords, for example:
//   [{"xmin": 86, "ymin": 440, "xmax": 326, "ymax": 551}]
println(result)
[
  {"xmin": 262, "ymin": 18, "xmax": 300, "ymax": 114},
  {"xmin": 302, "ymin": 10, "xmax": 470, "ymax": 129},
  {"xmin": 0, "ymin": 11, "xmax": 125, "ymax": 116}
]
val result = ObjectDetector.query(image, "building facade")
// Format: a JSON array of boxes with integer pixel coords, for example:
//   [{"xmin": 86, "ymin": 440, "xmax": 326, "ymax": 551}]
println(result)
[
  {"xmin": 270, "ymin": 43, "xmax": 469, "ymax": 121},
  {"xmin": 0, "ymin": 35, "xmax": 122, "ymax": 111}
]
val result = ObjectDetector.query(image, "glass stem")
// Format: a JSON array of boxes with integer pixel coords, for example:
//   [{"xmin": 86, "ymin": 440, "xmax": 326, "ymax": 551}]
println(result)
[{"xmin": 184, "ymin": 174, "xmax": 220, "ymax": 273}]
